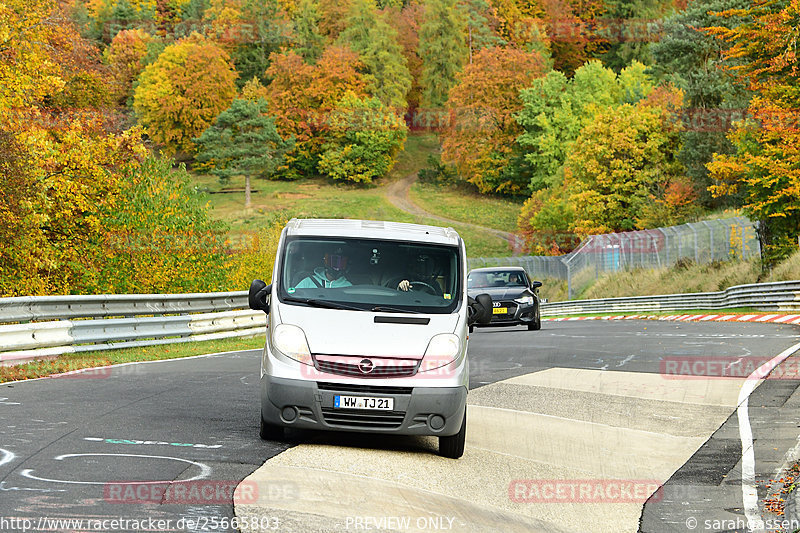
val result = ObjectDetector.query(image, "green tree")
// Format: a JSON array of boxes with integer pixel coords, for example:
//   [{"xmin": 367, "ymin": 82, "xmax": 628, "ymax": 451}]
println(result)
[
  {"xmin": 133, "ymin": 35, "xmax": 238, "ymax": 154},
  {"xmin": 232, "ymin": 0, "xmax": 291, "ymax": 86},
  {"xmin": 196, "ymin": 98, "xmax": 294, "ymax": 208},
  {"xmin": 292, "ymin": 0, "xmax": 325, "ymax": 63},
  {"xmin": 459, "ymin": 0, "xmax": 505, "ymax": 64},
  {"xmin": 100, "ymin": 156, "xmax": 232, "ymax": 294},
  {"xmin": 339, "ymin": 0, "xmax": 411, "ymax": 108},
  {"xmin": 515, "ymin": 71, "xmax": 580, "ymax": 192},
  {"xmin": 516, "ymin": 61, "xmax": 633, "ymax": 192},
  {"xmin": 419, "ymin": 0, "xmax": 467, "ymax": 108},
  {"xmin": 317, "ymin": 92, "xmax": 407, "ymax": 183}
]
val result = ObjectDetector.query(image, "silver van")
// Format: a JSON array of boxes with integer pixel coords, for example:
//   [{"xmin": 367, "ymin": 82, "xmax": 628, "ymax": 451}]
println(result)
[{"xmin": 248, "ymin": 219, "xmax": 491, "ymax": 458}]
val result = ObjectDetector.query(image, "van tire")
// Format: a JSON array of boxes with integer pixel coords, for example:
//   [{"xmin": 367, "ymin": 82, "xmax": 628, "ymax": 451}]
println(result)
[
  {"xmin": 439, "ymin": 408, "xmax": 466, "ymax": 459},
  {"xmin": 260, "ymin": 411, "xmax": 284, "ymax": 441}
]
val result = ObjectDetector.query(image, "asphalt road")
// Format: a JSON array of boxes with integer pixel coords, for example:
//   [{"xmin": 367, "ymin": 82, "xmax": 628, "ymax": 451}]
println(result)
[{"xmin": 0, "ymin": 320, "xmax": 798, "ymax": 532}]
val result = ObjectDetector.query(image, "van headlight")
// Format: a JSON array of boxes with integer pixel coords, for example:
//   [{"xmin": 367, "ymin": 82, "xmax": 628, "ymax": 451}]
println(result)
[
  {"xmin": 272, "ymin": 324, "xmax": 312, "ymax": 365},
  {"xmin": 515, "ymin": 295, "xmax": 534, "ymax": 305},
  {"xmin": 420, "ymin": 333, "xmax": 461, "ymax": 372}
]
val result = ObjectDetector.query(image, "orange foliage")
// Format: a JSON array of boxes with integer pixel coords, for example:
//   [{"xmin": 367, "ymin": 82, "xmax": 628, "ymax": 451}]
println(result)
[{"xmin": 441, "ymin": 46, "xmax": 547, "ymax": 194}]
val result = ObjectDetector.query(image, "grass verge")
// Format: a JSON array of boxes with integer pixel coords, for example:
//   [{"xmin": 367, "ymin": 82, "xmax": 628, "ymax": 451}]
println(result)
[
  {"xmin": 0, "ymin": 335, "xmax": 265, "ymax": 383},
  {"xmin": 409, "ymin": 182, "xmax": 522, "ymax": 233}
]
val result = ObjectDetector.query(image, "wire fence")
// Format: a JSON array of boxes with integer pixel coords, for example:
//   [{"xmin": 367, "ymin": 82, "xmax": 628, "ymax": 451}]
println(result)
[{"xmin": 467, "ymin": 217, "xmax": 761, "ymax": 300}]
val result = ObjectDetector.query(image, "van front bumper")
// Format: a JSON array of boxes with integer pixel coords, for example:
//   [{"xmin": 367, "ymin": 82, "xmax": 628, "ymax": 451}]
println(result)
[{"xmin": 260, "ymin": 375, "xmax": 467, "ymax": 437}]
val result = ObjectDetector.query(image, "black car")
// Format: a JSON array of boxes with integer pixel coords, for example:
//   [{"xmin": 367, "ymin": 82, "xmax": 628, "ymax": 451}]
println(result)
[{"xmin": 467, "ymin": 266, "xmax": 542, "ymax": 332}]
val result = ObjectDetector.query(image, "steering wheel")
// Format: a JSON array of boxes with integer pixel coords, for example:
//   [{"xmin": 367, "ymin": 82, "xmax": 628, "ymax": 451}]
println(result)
[{"xmin": 385, "ymin": 277, "xmax": 441, "ymax": 296}]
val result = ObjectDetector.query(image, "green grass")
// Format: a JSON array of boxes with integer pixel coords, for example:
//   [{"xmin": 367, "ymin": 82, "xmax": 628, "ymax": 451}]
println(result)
[
  {"xmin": 386, "ymin": 133, "xmax": 441, "ymax": 181},
  {"xmin": 0, "ymin": 335, "xmax": 265, "ymax": 383},
  {"xmin": 192, "ymin": 133, "xmax": 514, "ymax": 257},
  {"xmin": 409, "ymin": 182, "xmax": 523, "ymax": 233}
]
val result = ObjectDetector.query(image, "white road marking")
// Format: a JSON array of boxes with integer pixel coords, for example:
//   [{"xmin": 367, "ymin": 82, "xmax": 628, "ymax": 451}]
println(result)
[
  {"xmin": 20, "ymin": 453, "xmax": 211, "ymax": 485},
  {"xmin": 0, "ymin": 447, "xmax": 15, "ymax": 467},
  {"xmin": 737, "ymin": 342, "xmax": 800, "ymax": 533}
]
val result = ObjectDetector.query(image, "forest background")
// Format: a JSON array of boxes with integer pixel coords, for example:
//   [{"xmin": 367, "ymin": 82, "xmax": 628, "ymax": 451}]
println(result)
[{"xmin": 1, "ymin": 0, "xmax": 798, "ymax": 297}]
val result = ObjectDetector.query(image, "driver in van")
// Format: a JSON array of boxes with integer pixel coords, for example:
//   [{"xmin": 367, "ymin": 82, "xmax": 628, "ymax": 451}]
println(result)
[
  {"xmin": 296, "ymin": 248, "xmax": 353, "ymax": 289},
  {"xmin": 397, "ymin": 254, "xmax": 437, "ymax": 292}
]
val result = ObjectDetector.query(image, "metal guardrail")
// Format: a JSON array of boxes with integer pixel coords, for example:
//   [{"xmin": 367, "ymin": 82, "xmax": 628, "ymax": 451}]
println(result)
[
  {"xmin": 2, "ymin": 280, "xmax": 798, "ymax": 365},
  {"xmin": 0, "ymin": 292, "xmax": 262, "ymax": 365},
  {"xmin": 541, "ymin": 280, "xmax": 800, "ymax": 316},
  {"xmin": 0, "ymin": 292, "xmax": 248, "ymax": 323}
]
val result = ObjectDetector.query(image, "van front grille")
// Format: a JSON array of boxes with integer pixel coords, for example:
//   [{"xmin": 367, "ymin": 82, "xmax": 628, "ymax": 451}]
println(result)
[
  {"xmin": 317, "ymin": 382, "xmax": 413, "ymax": 395},
  {"xmin": 313, "ymin": 355, "xmax": 419, "ymax": 378},
  {"xmin": 321, "ymin": 408, "xmax": 406, "ymax": 429}
]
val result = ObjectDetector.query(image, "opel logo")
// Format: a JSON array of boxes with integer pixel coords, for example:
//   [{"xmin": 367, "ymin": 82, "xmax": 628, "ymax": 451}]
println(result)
[
  {"xmin": 493, "ymin": 301, "xmax": 501, "ymax": 307},
  {"xmin": 358, "ymin": 358, "xmax": 375, "ymax": 374}
]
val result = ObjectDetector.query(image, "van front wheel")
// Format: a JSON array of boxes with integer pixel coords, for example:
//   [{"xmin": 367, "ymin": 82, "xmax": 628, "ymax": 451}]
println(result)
[
  {"xmin": 260, "ymin": 410, "xmax": 284, "ymax": 441},
  {"xmin": 439, "ymin": 408, "xmax": 466, "ymax": 459}
]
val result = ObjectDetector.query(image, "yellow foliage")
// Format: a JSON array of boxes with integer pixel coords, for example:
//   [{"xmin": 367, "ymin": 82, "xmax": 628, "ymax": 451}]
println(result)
[
  {"xmin": 225, "ymin": 222, "xmax": 285, "ymax": 290},
  {"xmin": 0, "ymin": 0, "xmax": 67, "ymax": 110},
  {"xmin": 133, "ymin": 34, "xmax": 237, "ymax": 154}
]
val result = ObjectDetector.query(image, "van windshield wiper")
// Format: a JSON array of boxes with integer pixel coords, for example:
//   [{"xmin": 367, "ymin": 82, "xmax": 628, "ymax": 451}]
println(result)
[
  {"xmin": 370, "ymin": 305, "xmax": 423, "ymax": 314},
  {"xmin": 283, "ymin": 296, "xmax": 361, "ymax": 311}
]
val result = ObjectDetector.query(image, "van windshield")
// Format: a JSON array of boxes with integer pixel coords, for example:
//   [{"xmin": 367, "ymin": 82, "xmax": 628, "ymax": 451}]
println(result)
[{"xmin": 278, "ymin": 237, "xmax": 461, "ymax": 314}]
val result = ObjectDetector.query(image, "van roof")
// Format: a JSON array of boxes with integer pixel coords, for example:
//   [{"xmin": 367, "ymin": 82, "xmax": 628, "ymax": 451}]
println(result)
[{"xmin": 285, "ymin": 218, "xmax": 461, "ymax": 246}]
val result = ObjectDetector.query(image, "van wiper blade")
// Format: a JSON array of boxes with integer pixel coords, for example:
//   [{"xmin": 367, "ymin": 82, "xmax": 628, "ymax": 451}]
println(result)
[
  {"xmin": 283, "ymin": 296, "xmax": 361, "ymax": 311},
  {"xmin": 370, "ymin": 306, "xmax": 423, "ymax": 314}
]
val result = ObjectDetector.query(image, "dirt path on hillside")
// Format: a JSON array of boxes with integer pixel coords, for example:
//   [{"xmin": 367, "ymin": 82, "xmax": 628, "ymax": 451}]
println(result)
[{"xmin": 385, "ymin": 172, "xmax": 524, "ymax": 255}]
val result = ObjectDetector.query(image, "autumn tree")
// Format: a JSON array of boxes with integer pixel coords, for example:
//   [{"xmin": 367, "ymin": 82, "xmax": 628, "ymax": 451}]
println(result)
[
  {"xmin": 196, "ymin": 98, "xmax": 294, "ymax": 208},
  {"xmin": 442, "ymin": 46, "xmax": 547, "ymax": 195},
  {"xmin": 419, "ymin": 0, "xmax": 467, "ymax": 108},
  {"xmin": 566, "ymin": 101, "xmax": 685, "ymax": 235},
  {"xmin": 516, "ymin": 60, "xmax": 651, "ymax": 193},
  {"xmin": 394, "ymin": 1, "xmax": 425, "ymax": 108},
  {"xmin": 104, "ymin": 28, "xmax": 153, "ymax": 104},
  {"xmin": 99, "ymin": 156, "xmax": 232, "ymax": 294},
  {"xmin": 318, "ymin": 92, "xmax": 407, "ymax": 183},
  {"xmin": 706, "ymin": 0, "xmax": 800, "ymax": 266},
  {"xmin": 0, "ymin": 0, "xmax": 69, "ymax": 110},
  {"xmin": 133, "ymin": 35, "xmax": 237, "ymax": 154},
  {"xmin": 265, "ymin": 46, "xmax": 366, "ymax": 176},
  {"xmin": 650, "ymin": 0, "xmax": 749, "ymax": 206}
]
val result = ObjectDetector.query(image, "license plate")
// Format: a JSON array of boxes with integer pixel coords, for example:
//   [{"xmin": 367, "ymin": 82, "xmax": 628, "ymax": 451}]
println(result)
[
  {"xmin": 334, "ymin": 395, "xmax": 394, "ymax": 410},
  {"xmin": 492, "ymin": 307, "xmax": 508, "ymax": 314}
]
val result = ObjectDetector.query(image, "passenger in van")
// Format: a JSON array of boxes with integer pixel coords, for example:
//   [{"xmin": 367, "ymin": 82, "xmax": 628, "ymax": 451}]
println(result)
[{"xmin": 295, "ymin": 248, "xmax": 353, "ymax": 289}]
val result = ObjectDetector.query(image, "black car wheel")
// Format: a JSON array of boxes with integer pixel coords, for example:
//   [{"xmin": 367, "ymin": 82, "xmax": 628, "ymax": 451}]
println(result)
[{"xmin": 527, "ymin": 305, "xmax": 541, "ymax": 331}]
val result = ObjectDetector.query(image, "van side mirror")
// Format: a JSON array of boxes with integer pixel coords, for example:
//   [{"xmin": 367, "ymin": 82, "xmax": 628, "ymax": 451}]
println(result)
[
  {"xmin": 468, "ymin": 294, "xmax": 493, "ymax": 326},
  {"xmin": 249, "ymin": 279, "xmax": 271, "ymax": 313},
  {"xmin": 531, "ymin": 280, "xmax": 542, "ymax": 289}
]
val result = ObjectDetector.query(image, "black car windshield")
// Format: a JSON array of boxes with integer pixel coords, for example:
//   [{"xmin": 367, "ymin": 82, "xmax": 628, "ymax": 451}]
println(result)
[
  {"xmin": 468, "ymin": 270, "xmax": 527, "ymax": 289},
  {"xmin": 278, "ymin": 236, "xmax": 461, "ymax": 313}
]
